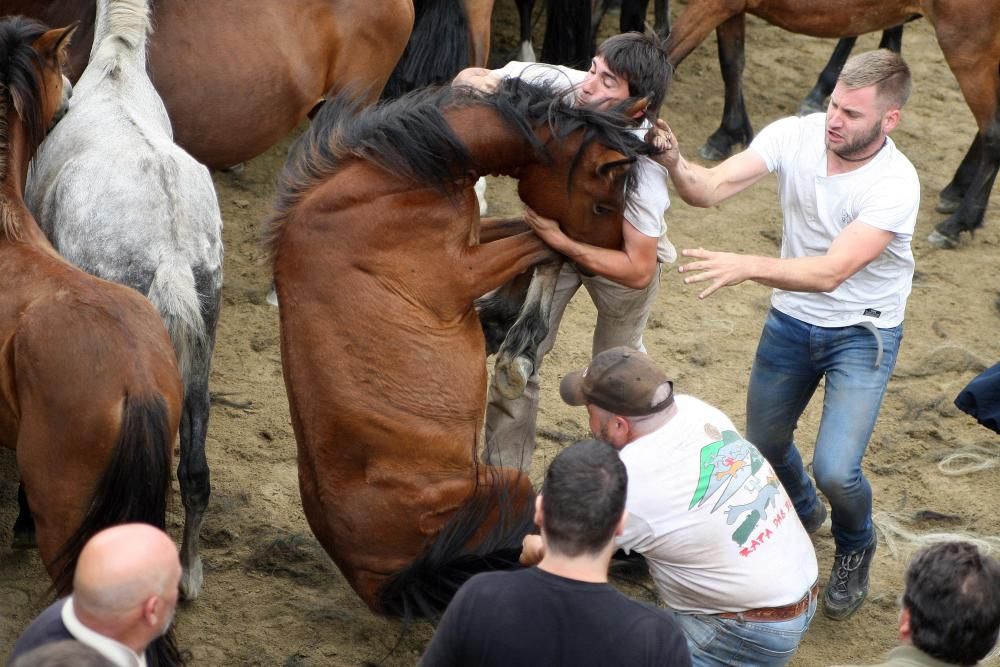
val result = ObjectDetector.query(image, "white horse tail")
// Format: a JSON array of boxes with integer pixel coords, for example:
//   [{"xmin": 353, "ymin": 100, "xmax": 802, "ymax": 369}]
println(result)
[
  {"xmin": 91, "ymin": 0, "xmax": 152, "ymax": 67},
  {"xmin": 147, "ymin": 255, "xmax": 206, "ymax": 385}
]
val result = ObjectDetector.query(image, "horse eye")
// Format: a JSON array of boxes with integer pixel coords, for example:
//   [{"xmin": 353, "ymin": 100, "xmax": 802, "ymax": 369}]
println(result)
[{"xmin": 592, "ymin": 203, "xmax": 612, "ymax": 216}]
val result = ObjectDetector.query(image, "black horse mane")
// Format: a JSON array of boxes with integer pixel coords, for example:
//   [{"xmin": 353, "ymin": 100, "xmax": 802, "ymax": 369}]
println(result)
[
  {"xmin": 376, "ymin": 463, "xmax": 536, "ymax": 621},
  {"xmin": 263, "ymin": 76, "xmax": 658, "ymax": 264},
  {"xmin": 0, "ymin": 17, "xmax": 51, "ymax": 180}
]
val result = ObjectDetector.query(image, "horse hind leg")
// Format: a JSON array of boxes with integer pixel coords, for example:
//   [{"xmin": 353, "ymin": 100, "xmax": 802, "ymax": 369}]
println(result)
[
  {"xmin": 700, "ymin": 14, "xmax": 752, "ymax": 161},
  {"xmin": 493, "ymin": 260, "xmax": 563, "ymax": 400},
  {"xmin": 929, "ymin": 126, "xmax": 1000, "ymax": 249},
  {"xmin": 12, "ymin": 481, "xmax": 36, "ymax": 549},
  {"xmin": 800, "ymin": 37, "xmax": 857, "ymax": 116}
]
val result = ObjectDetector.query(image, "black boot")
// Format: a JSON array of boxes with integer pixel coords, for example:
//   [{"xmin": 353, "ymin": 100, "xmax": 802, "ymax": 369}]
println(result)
[{"xmin": 823, "ymin": 535, "xmax": 877, "ymax": 620}]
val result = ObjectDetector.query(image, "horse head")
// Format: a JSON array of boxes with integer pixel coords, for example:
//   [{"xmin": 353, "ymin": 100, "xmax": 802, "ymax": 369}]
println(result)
[{"xmin": 24, "ymin": 22, "xmax": 77, "ymax": 140}]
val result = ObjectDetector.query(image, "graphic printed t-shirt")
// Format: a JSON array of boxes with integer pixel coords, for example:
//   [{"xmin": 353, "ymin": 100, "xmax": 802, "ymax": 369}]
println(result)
[{"xmin": 617, "ymin": 395, "xmax": 818, "ymax": 614}]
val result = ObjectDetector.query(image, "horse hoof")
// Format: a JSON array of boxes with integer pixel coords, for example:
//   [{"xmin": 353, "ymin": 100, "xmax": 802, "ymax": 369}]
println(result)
[
  {"xmin": 935, "ymin": 195, "xmax": 961, "ymax": 215},
  {"xmin": 266, "ymin": 284, "xmax": 279, "ymax": 308},
  {"xmin": 516, "ymin": 41, "xmax": 536, "ymax": 64},
  {"xmin": 697, "ymin": 142, "xmax": 728, "ymax": 162},
  {"xmin": 927, "ymin": 229, "xmax": 959, "ymax": 250},
  {"xmin": 495, "ymin": 355, "xmax": 532, "ymax": 400},
  {"xmin": 180, "ymin": 555, "xmax": 203, "ymax": 601}
]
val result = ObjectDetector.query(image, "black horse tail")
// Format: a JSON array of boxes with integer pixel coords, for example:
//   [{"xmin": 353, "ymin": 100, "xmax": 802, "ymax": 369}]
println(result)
[
  {"xmin": 541, "ymin": 0, "xmax": 593, "ymax": 68},
  {"xmin": 377, "ymin": 467, "xmax": 536, "ymax": 620},
  {"xmin": 382, "ymin": 0, "xmax": 471, "ymax": 99},
  {"xmin": 48, "ymin": 392, "xmax": 183, "ymax": 665}
]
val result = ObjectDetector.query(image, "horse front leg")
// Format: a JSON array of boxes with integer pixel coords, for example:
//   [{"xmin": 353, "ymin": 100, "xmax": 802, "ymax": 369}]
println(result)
[
  {"xmin": 654, "ymin": 0, "xmax": 670, "ymax": 40},
  {"xmin": 929, "ymin": 127, "xmax": 1000, "ymax": 249},
  {"xmin": 459, "ymin": 232, "xmax": 557, "ymax": 304},
  {"xmin": 800, "ymin": 37, "xmax": 857, "ymax": 116},
  {"xmin": 700, "ymin": 13, "xmax": 752, "ymax": 161},
  {"xmin": 493, "ymin": 260, "xmax": 564, "ymax": 400},
  {"xmin": 620, "ymin": 0, "xmax": 650, "ymax": 33},
  {"xmin": 934, "ymin": 134, "xmax": 982, "ymax": 217}
]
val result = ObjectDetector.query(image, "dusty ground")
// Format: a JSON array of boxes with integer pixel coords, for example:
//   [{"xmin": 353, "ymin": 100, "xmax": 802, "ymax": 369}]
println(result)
[{"xmin": 3, "ymin": 2, "xmax": 1000, "ymax": 665}]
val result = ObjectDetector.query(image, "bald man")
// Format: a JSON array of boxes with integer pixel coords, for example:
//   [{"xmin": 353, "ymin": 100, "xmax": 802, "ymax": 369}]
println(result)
[{"xmin": 8, "ymin": 523, "xmax": 181, "ymax": 667}]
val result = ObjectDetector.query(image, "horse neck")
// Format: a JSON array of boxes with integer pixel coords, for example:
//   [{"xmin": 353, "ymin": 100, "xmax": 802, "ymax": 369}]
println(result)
[
  {"xmin": 0, "ymin": 112, "xmax": 59, "ymax": 250},
  {"xmin": 446, "ymin": 106, "xmax": 540, "ymax": 175},
  {"xmin": 90, "ymin": 0, "xmax": 151, "ymax": 69}
]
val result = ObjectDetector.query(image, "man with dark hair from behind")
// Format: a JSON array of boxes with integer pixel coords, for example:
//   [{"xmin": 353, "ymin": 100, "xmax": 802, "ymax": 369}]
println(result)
[
  {"xmin": 419, "ymin": 439, "xmax": 691, "ymax": 667},
  {"xmin": 838, "ymin": 541, "xmax": 1000, "ymax": 666}
]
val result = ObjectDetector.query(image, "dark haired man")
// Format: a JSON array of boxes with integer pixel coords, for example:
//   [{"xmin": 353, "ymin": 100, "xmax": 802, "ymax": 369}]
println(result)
[
  {"xmin": 838, "ymin": 541, "xmax": 1000, "ymax": 666},
  {"xmin": 453, "ymin": 32, "xmax": 675, "ymax": 473},
  {"xmin": 656, "ymin": 49, "xmax": 919, "ymax": 619},
  {"xmin": 550, "ymin": 346, "xmax": 818, "ymax": 665},
  {"xmin": 418, "ymin": 439, "xmax": 691, "ymax": 667}
]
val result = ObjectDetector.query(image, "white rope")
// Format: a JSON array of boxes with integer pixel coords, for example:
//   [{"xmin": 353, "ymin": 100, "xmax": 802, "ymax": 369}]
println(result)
[{"xmin": 873, "ymin": 512, "xmax": 1000, "ymax": 560}]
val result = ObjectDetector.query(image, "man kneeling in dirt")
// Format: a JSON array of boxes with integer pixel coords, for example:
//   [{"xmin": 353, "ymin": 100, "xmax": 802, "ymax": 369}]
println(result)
[{"xmin": 537, "ymin": 346, "xmax": 819, "ymax": 665}]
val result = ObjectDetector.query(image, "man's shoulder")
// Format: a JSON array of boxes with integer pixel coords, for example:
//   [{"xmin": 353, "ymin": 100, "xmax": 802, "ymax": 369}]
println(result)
[
  {"xmin": 8, "ymin": 599, "xmax": 73, "ymax": 660},
  {"xmin": 830, "ymin": 645, "xmax": 956, "ymax": 667}
]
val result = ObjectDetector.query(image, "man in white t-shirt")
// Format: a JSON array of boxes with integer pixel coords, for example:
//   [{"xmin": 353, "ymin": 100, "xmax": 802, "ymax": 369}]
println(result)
[
  {"xmin": 452, "ymin": 32, "xmax": 674, "ymax": 472},
  {"xmin": 654, "ymin": 49, "xmax": 918, "ymax": 620},
  {"xmin": 547, "ymin": 346, "xmax": 818, "ymax": 665}
]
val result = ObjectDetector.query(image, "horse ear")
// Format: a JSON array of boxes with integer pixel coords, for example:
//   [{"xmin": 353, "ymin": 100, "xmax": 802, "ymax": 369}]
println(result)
[
  {"xmin": 33, "ymin": 23, "xmax": 79, "ymax": 63},
  {"xmin": 624, "ymin": 96, "xmax": 650, "ymax": 120},
  {"xmin": 596, "ymin": 156, "xmax": 637, "ymax": 180}
]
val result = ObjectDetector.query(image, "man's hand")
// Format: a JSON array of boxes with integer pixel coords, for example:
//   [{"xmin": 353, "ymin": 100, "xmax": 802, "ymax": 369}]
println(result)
[
  {"xmin": 520, "ymin": 534, "xmax": 545, "ymax": 566},
  {"xmin": 645, "ymin": 118, "xmax": 680, "ymax": 171},
  {"xmin": 452, "ymin": 67, "xmax": 501, "ymax": 93},
  {"xmin": 679, "ymin": 247, "xmax": 755, "ymax": 299},
  {"xmin": 523, "ymin": 205, "xmax": 564, "ymax": 245}
]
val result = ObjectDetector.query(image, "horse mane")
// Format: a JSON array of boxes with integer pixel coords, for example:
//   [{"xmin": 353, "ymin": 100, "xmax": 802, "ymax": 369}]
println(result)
[
  {"xmin": 90, "ymin": 0, "xmax": 151, "ymax": 69},
  {"xmin": 376, "ymin": 464, "xmax": 536, "ymax": 619},
  {"xmin": 0, "ymin": 16, "xmax": 51, "ymax": 239},
  {"xmin": 263, "ymin": 77, "xmax": 657, "ymax": 265}
]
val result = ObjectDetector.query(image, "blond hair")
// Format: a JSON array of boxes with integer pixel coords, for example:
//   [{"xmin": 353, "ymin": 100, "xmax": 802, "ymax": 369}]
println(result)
[{"xmin": 839, "ymin": 49, "xmax": 912, "ymax": 111}]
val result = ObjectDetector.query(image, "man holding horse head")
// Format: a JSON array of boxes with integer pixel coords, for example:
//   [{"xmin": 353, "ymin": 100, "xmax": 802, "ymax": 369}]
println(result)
[
  {"xmin": 654, "ymin": 49, "xmax": 919, "ymax": 620},
  {"xmin": 453, "ymin": 31, "xmax": 675, "ymax": 473}
]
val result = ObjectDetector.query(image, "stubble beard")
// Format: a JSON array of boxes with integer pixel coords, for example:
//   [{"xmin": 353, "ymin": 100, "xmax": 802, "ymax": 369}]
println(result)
[{"xmin": 828, "ymin": 119, "xmax": 884, "ymax": 160}]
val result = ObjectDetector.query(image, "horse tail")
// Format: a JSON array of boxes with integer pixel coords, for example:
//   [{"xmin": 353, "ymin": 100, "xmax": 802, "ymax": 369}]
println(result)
[
  {"xmin": 148, "ymin": 256, "xmax": 207, "ymax": 386},
  {"xmin": 377, "ymin": 468, "xmax": 536, "ymax": 619},
  {"xmin": 90, "ymin": 0, "xmax": 152, "ymax": 67},
  {"xmin": 50, "ymin": 393, "xmax": 173, "ymax": 595},
  {"xmin": 382, "ymin": 0, "xmax": 471, "ymax": 99},
  {"xmin": 541, "ymin": 0, "xmax": 593, "ymax": 68}
]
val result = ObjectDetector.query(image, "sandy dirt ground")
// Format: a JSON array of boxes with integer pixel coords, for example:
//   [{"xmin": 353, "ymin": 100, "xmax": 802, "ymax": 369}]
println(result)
[{"xmin": 3, "ymin": 2, "xmax": 1000, "ymax": 665}]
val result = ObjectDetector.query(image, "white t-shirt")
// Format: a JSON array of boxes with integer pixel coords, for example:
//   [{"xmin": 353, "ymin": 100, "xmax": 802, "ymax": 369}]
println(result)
[
  {"xmin": 617, "ymin": 395, "xmax": 818, "ymax": 614},
  {"xmin": 749, "ymin": 113, "xmax": 919, "ymax": 328},
  {"xmin": 491, "ymin": 62, "xmax": 675, "ymax": 263}
]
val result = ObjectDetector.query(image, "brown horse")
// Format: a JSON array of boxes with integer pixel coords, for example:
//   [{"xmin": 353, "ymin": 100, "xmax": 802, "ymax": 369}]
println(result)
[
  {"xmin": 263, "ymin": 79, "xmax": 653, "ymax": 615},
  {"xmin": 0, "ymin": 15, "xmax": 182, "ymax": 607},
  {"xmin": 665, "ymin": 0, "xmax": 1000, "ymax": 246},
  {"xmin": 1, "ymin": 0, "xmax": 415, "ymax": 169}
]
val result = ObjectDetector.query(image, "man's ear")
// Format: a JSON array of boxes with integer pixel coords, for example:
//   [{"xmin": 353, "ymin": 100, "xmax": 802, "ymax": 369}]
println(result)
[
  {"xmin": 615, "ymin": 510, "xmax": 628, "ymax": 537},
  {"xmin": 534, "ymin": 494, "xmax": 544, "ymax": 528},
  {"xmin": 883, "ymin": 108, "xmax": 901, "ymax": 134},
  {"xmin": 898, "ymin": 605, "xmax": 912, "ymax": 643}
]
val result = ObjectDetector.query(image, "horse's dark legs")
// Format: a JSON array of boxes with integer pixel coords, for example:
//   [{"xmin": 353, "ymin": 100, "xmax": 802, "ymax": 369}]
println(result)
[
  {"xmin": 620, "ymin": 0, "xmax": 649, "ymax": 33},
  {"xmin": 700, "ymin": 14, "xmax": 752, "ymax": 161},
  {"xmin": 799, "ymin": 37, "xmax": 857, "ymax": 116},
  {"xmin": 936, "ymin": 135, "xmax": 982, "ymax": 215},
  {"xmin": 515, "ymin": 0, "xmax": 537, "ymax": 61},
  {"xmin": 930, "ymin": 121, "xmax": 1000, "ymax": 248},
  {"xmin": 477, "ymin": 270, "xmax": 533, "ymax": 356},
  {"xmin": 493, "ymin": 261, "xmax": 564, "ymax": 400},
  {"xmin": 799, "ymin": 27, "xmax": 903, "ymax": 116},
  {"xmin": 12, "ymin": 481, "xmax": 36, "ymax": 549},
  {"xmin": 542, "ymin": 0, "xmax": 592, "ymax": 68},
  {"xmin": 654, "ymin": 0, "xmax": 670, "ymax": 40}
]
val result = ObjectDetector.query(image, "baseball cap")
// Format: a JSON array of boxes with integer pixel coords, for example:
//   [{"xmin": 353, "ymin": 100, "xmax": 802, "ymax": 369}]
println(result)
[{"xmin": 559, "ymin": 346, "xmax": 674, "ymax": 417}]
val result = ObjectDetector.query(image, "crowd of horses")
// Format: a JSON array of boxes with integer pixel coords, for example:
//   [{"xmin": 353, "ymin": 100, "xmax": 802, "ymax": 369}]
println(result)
[{"xmin": 2, "ymin": 0, "xmax": 1000, "ymax": 647}]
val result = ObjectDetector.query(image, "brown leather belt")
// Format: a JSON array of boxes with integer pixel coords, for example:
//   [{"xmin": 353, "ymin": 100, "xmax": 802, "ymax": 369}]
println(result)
[{"xmin": 717, "ymin": 583, "xmax": 819, "ymax": 622}]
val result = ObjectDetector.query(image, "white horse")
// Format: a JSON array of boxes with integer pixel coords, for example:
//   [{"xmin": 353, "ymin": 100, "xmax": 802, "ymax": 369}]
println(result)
[{"xmin": 27, "ymin": 0, "xmax": 223, "ymax": 600}]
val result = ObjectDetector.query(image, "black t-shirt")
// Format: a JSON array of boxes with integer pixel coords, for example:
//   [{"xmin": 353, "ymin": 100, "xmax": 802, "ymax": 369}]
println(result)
[{"xmin": 419, "ymin": 567, "xmax": 692, "ymax": 667}]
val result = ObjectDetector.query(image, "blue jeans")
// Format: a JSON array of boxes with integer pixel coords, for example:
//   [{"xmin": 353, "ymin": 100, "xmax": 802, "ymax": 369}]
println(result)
[
  {"xmin": 669, "ymin": 594, "xmax": 817, "ymax": 666},
  {"xmin": 746, "ymin": 308, "xmax": 902, "ymax": 553}
]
